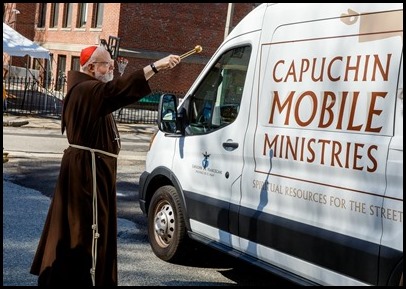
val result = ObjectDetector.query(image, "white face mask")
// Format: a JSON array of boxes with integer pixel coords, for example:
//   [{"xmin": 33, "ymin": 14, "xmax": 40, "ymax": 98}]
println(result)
[{"xmin": 95, "ymin": 70, "xmax": 114, "ymax": 83}]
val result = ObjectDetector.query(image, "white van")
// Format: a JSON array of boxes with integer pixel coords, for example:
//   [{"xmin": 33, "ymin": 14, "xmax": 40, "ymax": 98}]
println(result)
[{"xmin": 139, "ymin": 3, "xmax": 403, "ymax": 286}]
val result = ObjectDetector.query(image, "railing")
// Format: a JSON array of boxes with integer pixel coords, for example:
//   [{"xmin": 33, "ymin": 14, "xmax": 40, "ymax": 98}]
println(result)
[
  {"xmin": 3, "ymin": 76, "xmax": 64, "ymax": 118},
  {"xmin": 3, "ymin": 76, "xmax": 182, "ymax": 124}
]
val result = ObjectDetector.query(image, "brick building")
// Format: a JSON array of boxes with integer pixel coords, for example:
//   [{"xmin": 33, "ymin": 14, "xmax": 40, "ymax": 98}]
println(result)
[{"xmin": 4, "ymin": 3, "xmax": 259, "ymax": 96}]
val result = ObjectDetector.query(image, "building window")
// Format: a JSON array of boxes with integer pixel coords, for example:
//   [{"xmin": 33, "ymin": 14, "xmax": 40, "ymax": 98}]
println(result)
[
  {"xmin": 62, "ymin": 3, "xmax": 72, "ymax": 28},
  {"xmin": 50, "ymin": 3, "xmax": 59, "ymax": 28},
  {"xmin": 77, "ymin": 3, "xmax": 88, "ymax": 28},
  {"xmin": 92, "ymin": 3, "xmax": 104, "ymax": 28},
  {"xmin": 37, "ymin": 3, "xmax": 47, "ymax": 28},
  {"xmin": 71, "ymin": 56, "xmax": 80, "ymax": 71},
  {"xmin": 56, "ymin": 55, "xmax": 67, "ymax": 91}
]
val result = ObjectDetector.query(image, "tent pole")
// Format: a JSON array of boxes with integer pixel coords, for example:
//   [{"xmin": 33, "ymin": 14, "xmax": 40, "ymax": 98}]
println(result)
[{"xmin": 42, "ymin": 59, "xmax": 48, "ymax": 110}]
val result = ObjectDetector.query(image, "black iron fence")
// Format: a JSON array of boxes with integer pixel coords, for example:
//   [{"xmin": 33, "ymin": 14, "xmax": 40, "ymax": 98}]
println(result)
[
  {"xmin": 3, "ymin": 76, "xmax": 64, "ymax": 118},
  {"xmin": 3, "ymin": 76, "xmax": 182, "ymax": 124}
]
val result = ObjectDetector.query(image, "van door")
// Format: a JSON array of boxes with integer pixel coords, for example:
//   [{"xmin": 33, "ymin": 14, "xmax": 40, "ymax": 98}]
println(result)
[
  {"xmin": 239, "ymin": 4, "xmax": 403, "ymax": 285},
  {"xmin": 173, "ymin": 32, "xmax": 260, "ymax": 246}
]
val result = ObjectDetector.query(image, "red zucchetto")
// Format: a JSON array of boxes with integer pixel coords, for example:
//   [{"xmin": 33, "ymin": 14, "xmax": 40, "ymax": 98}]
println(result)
[{"xmin": 80, "ymin": 46, "xmax": 98, "ymax": 66}]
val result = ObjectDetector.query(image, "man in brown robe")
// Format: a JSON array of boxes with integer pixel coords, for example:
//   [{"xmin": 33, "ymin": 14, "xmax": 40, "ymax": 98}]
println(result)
[{"xmin": 30, "ymin": 46, "xmax": 180, "ymax": 286}]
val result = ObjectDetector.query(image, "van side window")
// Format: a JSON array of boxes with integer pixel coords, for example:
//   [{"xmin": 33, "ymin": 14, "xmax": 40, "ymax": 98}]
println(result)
[{"xmin": 186, "ymin": 45, "xmax": 252, "ymax": 135}]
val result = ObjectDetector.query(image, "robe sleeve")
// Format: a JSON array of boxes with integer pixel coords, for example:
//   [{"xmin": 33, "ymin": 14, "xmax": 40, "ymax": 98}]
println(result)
[{"xmin": 99, "ymin": 69, "xmax": 152, "ymax": 114}]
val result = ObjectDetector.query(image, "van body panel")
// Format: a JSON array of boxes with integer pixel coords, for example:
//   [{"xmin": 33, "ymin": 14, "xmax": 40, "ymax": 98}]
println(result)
[{"xmin": 140, "ymin": 3, "xmax": 403, "ymax": 286}]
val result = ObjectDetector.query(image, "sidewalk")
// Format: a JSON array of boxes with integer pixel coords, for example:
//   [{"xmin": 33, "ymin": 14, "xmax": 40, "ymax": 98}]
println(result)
[{"xmin": 2, "ymin": 114, "xmax": 158, "ymax": 134}]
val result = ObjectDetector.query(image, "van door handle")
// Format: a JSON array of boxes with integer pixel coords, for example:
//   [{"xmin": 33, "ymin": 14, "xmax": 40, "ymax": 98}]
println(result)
[{"xmin": 222, "ymin": 140, "xmax": 238, "ymax": 151}]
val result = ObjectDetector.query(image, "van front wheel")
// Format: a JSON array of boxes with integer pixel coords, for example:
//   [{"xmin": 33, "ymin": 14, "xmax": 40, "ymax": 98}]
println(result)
[{"xmin": 147, "ymin": 185, "xmax": 187, "ymax": 262}]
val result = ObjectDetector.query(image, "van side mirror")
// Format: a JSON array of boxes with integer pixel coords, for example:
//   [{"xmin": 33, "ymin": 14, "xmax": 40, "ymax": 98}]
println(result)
[{"xmin": 157, "ymin": 93, "xmax": 180, "ymax": 134}]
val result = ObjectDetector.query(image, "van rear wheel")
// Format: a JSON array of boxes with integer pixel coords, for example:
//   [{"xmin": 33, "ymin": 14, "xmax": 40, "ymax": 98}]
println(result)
[{"xmin": 147, "ymin": 185, "xmax": 187, "ymax": 262}]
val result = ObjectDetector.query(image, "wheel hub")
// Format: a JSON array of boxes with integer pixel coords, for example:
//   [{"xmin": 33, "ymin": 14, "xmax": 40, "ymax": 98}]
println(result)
[{"xmin": 154, "ymin": 204, "xmax": 175, "ymax": 243}]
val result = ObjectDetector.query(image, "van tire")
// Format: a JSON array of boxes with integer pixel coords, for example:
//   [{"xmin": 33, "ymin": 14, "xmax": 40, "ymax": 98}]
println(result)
[{"xmin": 147, "ymin": 185, "xmax": 187, "ymax": 262}]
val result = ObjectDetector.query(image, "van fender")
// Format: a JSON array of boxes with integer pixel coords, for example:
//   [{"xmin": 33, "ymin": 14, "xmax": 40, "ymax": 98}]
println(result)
[{"xmin": 142, "ymin": 166, "xmax": 191, "ymax": 231}]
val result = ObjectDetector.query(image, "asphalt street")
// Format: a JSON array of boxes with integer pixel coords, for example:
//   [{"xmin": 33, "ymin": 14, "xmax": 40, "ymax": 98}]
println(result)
[
  {"xmin": 2, "ymin": 179, "xmax": 142, "ymax": 286},
  {"xmin": 3, "ymin": 115, "xmax": 292, "ymax": 286}
]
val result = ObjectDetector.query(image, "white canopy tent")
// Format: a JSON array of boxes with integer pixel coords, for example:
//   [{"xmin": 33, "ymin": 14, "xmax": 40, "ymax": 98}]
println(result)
[
  {"xmin": 3, "ymin": 22, "xmax": 50, "ymax": 59},
  {"xmin": 3, "ymin": 23, "xmax": 54, "ymax": 110}
]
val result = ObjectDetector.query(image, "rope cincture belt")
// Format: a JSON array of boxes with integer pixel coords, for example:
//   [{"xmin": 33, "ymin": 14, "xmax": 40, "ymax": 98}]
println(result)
[{"xmin": 69, "ymin": 144, "xmax": 118, "ymax": 286}]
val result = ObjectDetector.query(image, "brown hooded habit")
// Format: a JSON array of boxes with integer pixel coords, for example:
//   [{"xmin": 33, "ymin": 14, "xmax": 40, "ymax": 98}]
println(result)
[{"xmin": 30, "ymin": 69, "xmax": 151, "ymax": 286}]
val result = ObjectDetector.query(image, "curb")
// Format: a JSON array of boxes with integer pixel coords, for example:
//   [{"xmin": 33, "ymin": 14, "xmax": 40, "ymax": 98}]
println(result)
[
  {"xmin": 3, "ymin": 120, "xmax": 29, "ymax": 127},
  {"xmin": 3, "ymin": 150, "xmax": 147, "ymax": 161},
  {"xmin": 3, "ymin": 151, "xmax": 9, "ymax": 163},
  {"xmin": 3, "ymin": 117, "xmax": 157, "ymax": 135}
]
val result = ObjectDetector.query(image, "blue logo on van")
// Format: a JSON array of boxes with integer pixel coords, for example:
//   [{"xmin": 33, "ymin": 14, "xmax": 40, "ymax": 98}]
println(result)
[{"xmin": 202, "ymin": 151, "xmax": 210, "ymax": 169}]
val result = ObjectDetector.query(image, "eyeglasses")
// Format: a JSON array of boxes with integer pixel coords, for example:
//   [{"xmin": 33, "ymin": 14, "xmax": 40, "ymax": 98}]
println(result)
[{"xmin": 93, "ymin": 61, "xmax": 114, "ymax": 70}]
